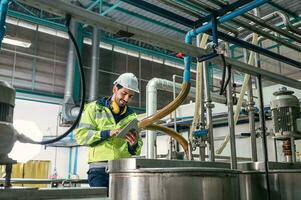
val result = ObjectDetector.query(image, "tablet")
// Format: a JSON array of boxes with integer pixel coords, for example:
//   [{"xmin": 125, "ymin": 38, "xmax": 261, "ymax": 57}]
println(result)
[{"xmin": 116, "ymin": 118, "xmax": 138, "ymax": 138}]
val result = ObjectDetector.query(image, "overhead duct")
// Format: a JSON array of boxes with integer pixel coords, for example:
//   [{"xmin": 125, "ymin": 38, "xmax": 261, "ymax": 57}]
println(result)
[
  {"xmin": 89, "ymin": 27, "xmax": 100, "ymax": 102},
  {"xmin": 62, "ymin": 18, "xmax": 79, "ymax": 122}
]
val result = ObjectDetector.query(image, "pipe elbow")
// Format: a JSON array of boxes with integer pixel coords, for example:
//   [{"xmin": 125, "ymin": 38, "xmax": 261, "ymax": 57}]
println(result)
[
  {"xmin": 185, "ymin": 31, "xmax": 195, "ymax": 44},
  {"xmin": 146, "ymin": 78, "xmax": 160, "ymax": 93},
  {"xmin": 62, "ymin": 103, "xmax": 79, "ymax": 122}
]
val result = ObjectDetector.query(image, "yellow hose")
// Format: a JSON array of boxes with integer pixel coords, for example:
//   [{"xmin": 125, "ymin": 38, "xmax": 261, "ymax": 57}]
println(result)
[
  {"xmin": 145, "ymin": 124, "xmax": 189, "ymax": 158},
  {"xmin": 139, "ymin": 83, "xmax": 191, "ymax": 128}
]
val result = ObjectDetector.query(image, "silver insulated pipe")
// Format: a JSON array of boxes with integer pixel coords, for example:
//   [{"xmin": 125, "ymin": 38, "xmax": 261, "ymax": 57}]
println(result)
[
  {"xmin": 89, "ymin": 27, "xmax": 100, "ymax": 102},
  {"xmin": 62, "ymin": 19, "xmax": 78, "ymax": 121}
]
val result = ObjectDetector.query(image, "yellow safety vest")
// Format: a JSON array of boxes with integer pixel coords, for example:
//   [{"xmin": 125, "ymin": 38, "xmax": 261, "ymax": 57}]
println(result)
[{"xmin": 75, "ymin": 101, "xmax": 143, "ymax": 163}]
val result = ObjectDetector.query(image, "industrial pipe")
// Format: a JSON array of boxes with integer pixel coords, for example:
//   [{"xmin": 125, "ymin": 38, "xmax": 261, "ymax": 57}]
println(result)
[
  {"xmin": 142, "ymin": 0, "xmax": 268, "ymax": 135},
  {"xmin": 276, "ymin": 12, "xmax": 301, "ymax": 37},
  {"xmin": 231, "ymin": 18, "xmax": 301, "ymax": 52},
  {"xmin": 183, "ymin": 0, "xmax": 301, "ymax": 61},
  {"xmin": 139, "ymin": 83, "xmax": 191, "ymax": 129},
  {"xmin": 62, "ymin": 19, "xmax": 78, "ymax": 121},
  {"xmin": 203, "ymin": 61, "xmax": 215, "ymax": 162},
  {"xmin": 216, "ymin": 34, "xmax": 258, "ymax": 154},
  {"xmin": 242, "ymin": 12, "xmax": 301, "ymax": 43},
  {"xmin": 184, "ymin": 0, "xmax": 269, "ymax": 84},
  {"xmin": 190, "ymin": 34, "xmax": 209, "ymax": 161},
  {"xmin": 89, "ymin": 27, "xmax": 100, "ymax": 101},
  {"xmin": 185, "ymin": 0, "xmax": 268, "ymax": 42},
  {"xmin": 145, "ymin": 124, "xmax": 189, "ymax": 158},
  {"xmin": 19, "ymin": 0, "xmax": 301, "ymax": 90},
  {"xmin": 196, "ymin": 0, "xmax": 301, "ymax": 48},
  {"xmin": 245, "ymin": 49, "xmax": 258, "ymax": 162},
  {"xmin": 0, "ymin": 0, "xmax": 9, "ymax": 48},
  {"xmin": 203, "ymin": 0, "xmax": 301, "ymax": 44},
  {"xmin": 144, "ymin": 77, "xmax": 226, "ymax": 158},
  {"xmin": 190, "ymin": 34, "xmax": 208, "ymax": 136},
  {"xmin": 158, "ymin": 0, "xmax": 239, "ymax": 35},
  {"xmin": 226, "ymin": 63, "xmax": 237, "ymax": 169}
]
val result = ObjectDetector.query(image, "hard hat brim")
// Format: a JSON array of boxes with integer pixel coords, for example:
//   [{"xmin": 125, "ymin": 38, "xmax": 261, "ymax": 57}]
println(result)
[{"xmin": 114, "ymin": 82, "xmax": 140, "ymax": 93}]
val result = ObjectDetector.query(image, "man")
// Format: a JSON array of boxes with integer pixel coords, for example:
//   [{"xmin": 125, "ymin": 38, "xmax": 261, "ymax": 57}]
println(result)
[{"xmin": 75, "ymin": 73, "xmax": 143, "ymax": 187}]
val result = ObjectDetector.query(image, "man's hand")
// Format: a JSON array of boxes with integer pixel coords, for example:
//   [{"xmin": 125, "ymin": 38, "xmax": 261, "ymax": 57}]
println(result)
[
  {"xmin": 110, "ymin": 129, "xmax": 121, "ymax": 137},
  {"xmin": 125, "ymin": 130, "xmax": 138, "ymax": 146}
]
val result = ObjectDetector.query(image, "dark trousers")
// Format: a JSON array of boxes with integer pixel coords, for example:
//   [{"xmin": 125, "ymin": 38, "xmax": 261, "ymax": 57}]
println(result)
[{"xmin": 87, "ymin": 167, "xmax": 109, "ymax": 188}]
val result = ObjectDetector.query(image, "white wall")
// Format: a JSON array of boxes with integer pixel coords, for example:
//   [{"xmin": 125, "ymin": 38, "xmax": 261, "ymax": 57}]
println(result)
[{"xmin": 10, "ymin": 99, "xmax": 82, "ymax": 179}]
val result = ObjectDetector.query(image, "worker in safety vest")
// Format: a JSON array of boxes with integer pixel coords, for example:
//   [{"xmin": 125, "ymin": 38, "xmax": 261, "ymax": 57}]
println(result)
[{"xmin": 75, "ymin": 73, "xmax": 143, "ymax": 187}]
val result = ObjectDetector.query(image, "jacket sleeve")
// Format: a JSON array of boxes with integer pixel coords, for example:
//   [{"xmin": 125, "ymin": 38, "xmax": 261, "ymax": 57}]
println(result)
[{"xmin": 75, "ymin": 103, "xmax": 109, "ymax": 146}]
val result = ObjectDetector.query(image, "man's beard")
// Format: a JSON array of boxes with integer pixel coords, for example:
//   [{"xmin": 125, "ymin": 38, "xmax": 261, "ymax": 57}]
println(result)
[{"xmin": 118, "ymin": 99, "xmax": 127, "ymax": 107}]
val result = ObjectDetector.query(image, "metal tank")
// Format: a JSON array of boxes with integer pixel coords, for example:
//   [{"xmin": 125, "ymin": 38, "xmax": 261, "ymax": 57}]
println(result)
[
  {"xmin": 108, "ymin": 158, "xmax": 240, "ymax": 200},
  {"xmin": 239, "ymin": 162, "xmax": 301, "ymax": 200}
]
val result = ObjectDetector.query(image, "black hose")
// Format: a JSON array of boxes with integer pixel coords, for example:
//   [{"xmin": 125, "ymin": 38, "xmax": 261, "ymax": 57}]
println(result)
[
  {"xmin": 219, "ymin": 54, "xmax": 231, "ymax": 97},
  {"xmin": 219, "ymin": 54, "xmax": 227, "ymax": 95},
  {"xmin": 30, "ymin": 15, "xmax": 86, "ymax": 145},
  {"xmin": 223, "ymin": 64, "xmax": 231, "ymax": 92}
]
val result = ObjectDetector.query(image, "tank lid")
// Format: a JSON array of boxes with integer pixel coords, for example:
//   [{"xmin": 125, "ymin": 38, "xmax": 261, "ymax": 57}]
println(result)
[{"xmin": 273, "ymin": 87, "xmax": 294, "ymax": 96}]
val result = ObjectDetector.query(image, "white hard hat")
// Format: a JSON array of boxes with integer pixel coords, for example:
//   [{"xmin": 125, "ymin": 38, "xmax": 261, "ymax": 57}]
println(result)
[{"xmin": 114, "ymin": 73, "xmax": 140, "ymax": 93}]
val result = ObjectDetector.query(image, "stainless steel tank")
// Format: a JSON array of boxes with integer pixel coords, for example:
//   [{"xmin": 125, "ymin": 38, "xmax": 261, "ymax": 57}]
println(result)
[
  {"xmin": 108, "ymin": 158, "xmax": 240, "ymax": 200},
  {"xmin": 239, "ymin": 162, "xmax": 301, "ymax": 200}
]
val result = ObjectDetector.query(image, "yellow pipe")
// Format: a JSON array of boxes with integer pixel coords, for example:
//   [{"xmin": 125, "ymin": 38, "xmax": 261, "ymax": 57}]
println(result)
[
  {"xmin": 190, "ymin": 34, "xmax": 209, "ymax": 138},
  {"xmin": 145, "ymin": 124, "xmax": 189, "ymax": 158},
  {"xmin": 139, "ymin": 83, "xmax": 191, "ymax": 128}
]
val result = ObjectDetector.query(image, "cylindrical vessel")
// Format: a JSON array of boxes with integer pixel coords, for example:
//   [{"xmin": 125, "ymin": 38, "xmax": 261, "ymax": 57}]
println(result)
[
  {"xmin": 108, "ymin": 158, "xmax": 240, "ymax": 200},
  {"xmin": 239, "ymin": 162, "xmax": 301, "ymax": 200}
]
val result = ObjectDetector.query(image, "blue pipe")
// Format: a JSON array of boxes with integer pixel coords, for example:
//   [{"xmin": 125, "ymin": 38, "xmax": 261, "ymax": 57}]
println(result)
[
  {"xmin": 0, "ymin": 0, "xmax": 9, "ymax": 48},
  {"xmin": 73, "ymin": 146, "xmax": 78, "ymax": 175},
  {"xmin": 68, "ymin": 147, "xmax": 73, "ymax": 179},
  {"xmin": 184, "ymin": 0, "xmax": 269, "ymax": 81},
  {"xmin": 68, "ymin": 132, "xmax": 74, "ymax": 179}
]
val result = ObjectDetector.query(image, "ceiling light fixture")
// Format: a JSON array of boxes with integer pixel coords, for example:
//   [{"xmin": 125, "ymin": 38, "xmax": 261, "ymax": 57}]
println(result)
[{"xmin": 2, "ymin": 35, "xmax": 32, "ymax": 48}]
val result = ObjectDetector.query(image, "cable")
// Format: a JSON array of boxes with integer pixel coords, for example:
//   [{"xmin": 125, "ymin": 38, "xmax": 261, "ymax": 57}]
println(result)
[
  {"xmin": 223, "ymin": 64, "xmax": 231, "ymax": 93},
  {"xmin": 29, "ymin": 15, "xmax": 86, "ymax": 145},
  {"xmin": 219, "ymin": 54, "xmax": 231, "ymax": 96}
]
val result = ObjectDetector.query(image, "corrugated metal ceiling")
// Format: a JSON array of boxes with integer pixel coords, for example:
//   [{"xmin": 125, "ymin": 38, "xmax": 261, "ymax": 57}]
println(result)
[{"xmin": 99, "ymin": 0, "xmax": 300, "ymax": 43}]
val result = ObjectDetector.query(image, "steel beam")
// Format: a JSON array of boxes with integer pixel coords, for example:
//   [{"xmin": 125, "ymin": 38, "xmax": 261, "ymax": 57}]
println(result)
[
  {"xmin": 194, "ymin": 0, "xmax": 254, "ymax": 26},
  {"xmin": 19, "ymin": 0, "xmax": 301, "ymax": 90},
  {"xmin": 120, "ymin": 0, "xmax": 194, "ymax": 27}
]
